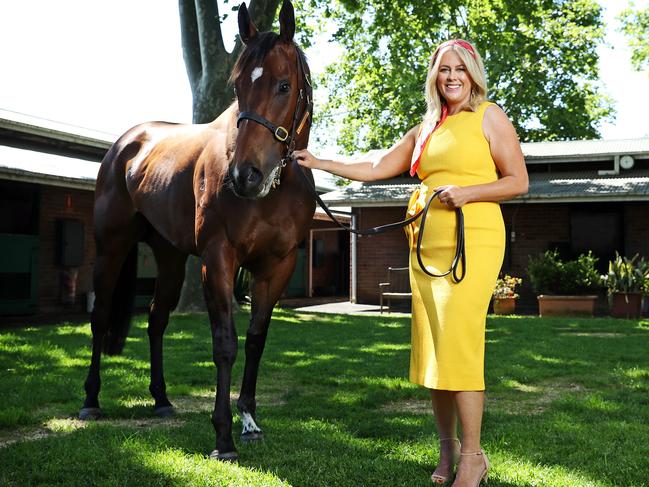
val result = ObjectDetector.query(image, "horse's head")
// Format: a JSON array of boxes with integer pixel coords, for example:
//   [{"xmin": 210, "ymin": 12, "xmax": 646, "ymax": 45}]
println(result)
[{"xmin": 229, "ymin": 0, "xmax": 312, "ymax": 199}]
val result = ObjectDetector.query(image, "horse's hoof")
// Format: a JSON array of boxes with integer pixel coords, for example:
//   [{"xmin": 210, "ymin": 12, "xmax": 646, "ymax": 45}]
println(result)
[
  {"xmin": 154, "ymin": 406, "xmax": 175, "ymax": 418},
  {"xmin": 209, "ymin": 450, "xmax": 238, "ymax": 462},
  {"xmin": 240, "ymin": 431, "xmax": 264, "ymax": 443},
  {"xmin": 79, "ymin": 407, "xmax": 102, "ymax": 420}
]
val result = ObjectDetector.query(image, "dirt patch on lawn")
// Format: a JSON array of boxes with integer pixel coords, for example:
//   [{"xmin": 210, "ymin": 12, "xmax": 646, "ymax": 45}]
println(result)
[
  {"xmin": 487, "ymin": 379, "xmax": 586, "ymax": 415},
  {"xmin": 0, "ymin": 416, "xmax": 185, "ymax": 450},
  {"xmin": 559, "ymin": 332, "xmax": 626, "ymax": 338},
  {"xmin": 0, "ymin": 388, "xmax": 288, "ymax": 450},
  {"xmin": 379, "ymin": 398, "xmax": 431, "ymax": 414}
]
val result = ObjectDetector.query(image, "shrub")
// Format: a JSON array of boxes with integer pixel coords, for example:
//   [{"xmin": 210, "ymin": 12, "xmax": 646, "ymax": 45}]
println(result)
[
  {"xmin": 603, "ymin": 253, "xmax": 649, "ymax": 294},
  {"xmin": 527, "ymin": 250, "xmax": 601, "ymax": 295}
]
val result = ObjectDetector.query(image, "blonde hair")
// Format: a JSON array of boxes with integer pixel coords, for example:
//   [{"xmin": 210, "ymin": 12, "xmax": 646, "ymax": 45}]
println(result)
[{"xmin": 423, "ymin": 40, "xmax": 487, "ymax": 124}]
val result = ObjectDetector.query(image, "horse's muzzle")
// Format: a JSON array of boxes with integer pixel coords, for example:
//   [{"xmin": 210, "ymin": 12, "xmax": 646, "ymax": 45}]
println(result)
[{"xmin": 230, "ymin": 163, "xmax": 266, "ymax": 199}]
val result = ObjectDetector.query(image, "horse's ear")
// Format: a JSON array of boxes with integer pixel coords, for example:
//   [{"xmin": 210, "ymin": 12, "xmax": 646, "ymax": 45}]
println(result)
[
  {"xmin": 238, "ymin": 2, "xmax": 258, "ymax": 44},
  {"xmin": 278, "ymin": 0, "xmax": 295, "ymax": 42}
]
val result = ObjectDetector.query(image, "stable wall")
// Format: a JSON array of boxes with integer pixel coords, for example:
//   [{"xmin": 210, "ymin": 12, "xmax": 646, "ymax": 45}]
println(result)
[
  {"xmin": 353, "ymin": 202, "xmax": 649, "ymax": 313},
  {"xmin": 353, "ymin": 207, "xmax": 410, "ymax": 304},
  {"xmin": 37, "ymin": 186, "xmax": 95, "ymax": 313}
]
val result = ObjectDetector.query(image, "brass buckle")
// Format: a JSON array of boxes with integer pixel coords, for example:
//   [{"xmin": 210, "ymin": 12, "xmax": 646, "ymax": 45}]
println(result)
[{"xmin": 275, "ymin": 126, "xmax": 289, "ymax": 142}]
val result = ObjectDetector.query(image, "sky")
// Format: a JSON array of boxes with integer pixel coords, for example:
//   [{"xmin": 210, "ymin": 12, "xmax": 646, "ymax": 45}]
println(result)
[{"xmin": 0, "ymin": 1, "xmax": 647, "ymax": 155}]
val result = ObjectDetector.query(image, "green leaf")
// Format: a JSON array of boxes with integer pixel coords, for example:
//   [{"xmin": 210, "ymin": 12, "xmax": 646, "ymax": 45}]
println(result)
[{"xmin": 309, "ymin": 0, "xmax": 613, "ymax": 153}]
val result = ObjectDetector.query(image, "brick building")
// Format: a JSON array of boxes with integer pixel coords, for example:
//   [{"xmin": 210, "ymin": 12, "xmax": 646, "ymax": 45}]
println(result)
[
  {"xmin": 0, "ymin": 110, "xmax": 347, "ymax": 316},
  {"xmin": 0, "ymin": 110, "xmax": 108, "ymax": 315},
  {"xmin": 321, "ymin": 138, "xmax": 649, "ymax": 314}
]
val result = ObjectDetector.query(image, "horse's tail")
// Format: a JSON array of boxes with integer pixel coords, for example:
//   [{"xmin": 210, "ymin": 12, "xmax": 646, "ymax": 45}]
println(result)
[{"xmin": 102, "ymin": 244, "xmax": 139, "ymax": 356}]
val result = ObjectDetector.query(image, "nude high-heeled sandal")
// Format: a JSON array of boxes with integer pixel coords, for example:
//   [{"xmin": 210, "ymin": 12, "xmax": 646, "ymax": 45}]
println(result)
[
  {"xmin": 453, "ymin": 449, "xmax": 489, "ymax": 486},
  {"xmin": 431, "ymin": 438, "xmax": 461, "ymax": 485}
]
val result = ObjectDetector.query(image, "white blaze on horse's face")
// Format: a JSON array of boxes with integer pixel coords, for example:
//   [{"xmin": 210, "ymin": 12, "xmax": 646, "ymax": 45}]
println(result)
[{"xmin": 251, "ymin": 67, "xmax": 263, "ymax": 83}]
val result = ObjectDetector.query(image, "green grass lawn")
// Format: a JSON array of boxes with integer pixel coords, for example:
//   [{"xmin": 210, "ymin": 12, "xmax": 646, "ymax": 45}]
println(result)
[{"xmin": 0, "ymin": 309, "xmax": 648, "ymax": 486}]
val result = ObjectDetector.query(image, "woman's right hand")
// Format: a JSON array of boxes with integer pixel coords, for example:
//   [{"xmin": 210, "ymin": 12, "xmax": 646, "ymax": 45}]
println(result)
[{"xmin": 293, "ymin": 149, "xmax": 323, "ymax": 169}]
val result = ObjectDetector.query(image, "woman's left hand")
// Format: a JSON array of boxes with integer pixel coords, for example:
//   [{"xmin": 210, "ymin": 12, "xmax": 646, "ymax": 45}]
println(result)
[{"xmin": 433, "ymin": 185, "xmax": 470, "ymax": 208}]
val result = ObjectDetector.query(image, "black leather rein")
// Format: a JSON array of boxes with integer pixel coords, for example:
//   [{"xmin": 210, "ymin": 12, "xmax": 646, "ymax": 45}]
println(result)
[{"xmin": 295, "ymin": 166, "xmax": 467, "ymax": 283}]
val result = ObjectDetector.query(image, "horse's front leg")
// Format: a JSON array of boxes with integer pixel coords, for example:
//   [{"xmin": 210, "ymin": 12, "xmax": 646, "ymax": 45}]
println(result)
[
  {"xmin": 237, "ymin": 250, "xmax": 298, "ymax": 442},
  {"xmin": 201, "ymin": 244, "xmax": 239, "ymax": 461}
]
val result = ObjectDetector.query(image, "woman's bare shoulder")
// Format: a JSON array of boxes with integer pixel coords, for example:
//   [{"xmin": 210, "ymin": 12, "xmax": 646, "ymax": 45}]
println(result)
[{"xmin": 482, "ymin": 104, "xmax": 516, "ymax": 143}]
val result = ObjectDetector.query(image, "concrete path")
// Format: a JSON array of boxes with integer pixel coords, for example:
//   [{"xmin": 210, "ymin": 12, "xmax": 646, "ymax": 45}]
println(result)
[{"xmin": 292, "ymin": 300, "xmax": 410, "ymax": 316}]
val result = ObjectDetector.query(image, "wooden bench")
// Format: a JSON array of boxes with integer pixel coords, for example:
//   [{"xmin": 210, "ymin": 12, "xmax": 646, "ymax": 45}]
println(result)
[{"xmin": 379, "ymin": 266, "xmax": 411, "ymax": 313}]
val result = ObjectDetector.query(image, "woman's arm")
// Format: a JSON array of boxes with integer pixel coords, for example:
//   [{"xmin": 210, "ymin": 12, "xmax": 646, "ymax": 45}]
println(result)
[
  {"xmin": 435, "ymin": 105, "xmax": 529, "ymax": 208},
  {"xmin": 294, "ymin": 125, "xmax": 419, "ymax": 182}
]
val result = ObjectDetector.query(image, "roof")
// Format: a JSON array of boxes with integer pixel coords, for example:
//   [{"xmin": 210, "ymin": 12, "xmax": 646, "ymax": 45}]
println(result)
[
  {"xmin": 0, "ymin": 145, "xmax": 99, "ymax": 190},
  {"xmin": 355, "ymin": 137, "xmax": 649, "ymax": 165},
  {"xmin": 312, "ymin": 169, "xmax": 339, "ymax": 193},
  {"xmin": 521, "ymin": 138, "xmax": 649, "ymax": 163},
  {"xmin": 0, "ymin": 110, "xmax": 336, "ymax": 193},
  {"xmin": 321, "ymin": 136, "xmax": 649, "ymax": 206},
  {"xmin": 321, "ymin": 170, "xmax": 649, "ymax": 206},
  {"xmin": 0, "ymin": 144, "xmax": 341, "ymax": 194},
  {"xmin": 0, "ymin": 109, "xmax": 116, "ymax": 150},
  {"xmin": 520, "ymin": 171, "xmax": 649, "ymax": 202}
]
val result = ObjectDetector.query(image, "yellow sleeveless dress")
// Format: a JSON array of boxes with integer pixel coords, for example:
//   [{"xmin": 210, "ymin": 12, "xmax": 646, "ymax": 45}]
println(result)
[{"xmin": 406, "ymin": 101, "xmax": 505, "ymax": 391}]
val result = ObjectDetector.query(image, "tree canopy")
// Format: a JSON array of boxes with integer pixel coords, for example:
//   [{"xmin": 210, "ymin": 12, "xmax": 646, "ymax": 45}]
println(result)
[
  {"xmin": 308, "ymin": 0, "xmax": 613, "ymax": 153},
  {"xmin": 619, "ymin": 3, "xmax": 649, "ymax": 74}
]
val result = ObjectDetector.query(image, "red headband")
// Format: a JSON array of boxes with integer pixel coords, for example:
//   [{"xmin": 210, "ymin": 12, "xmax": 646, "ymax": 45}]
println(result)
[{"xmin": 432, "ymin": 39, "xmax": 477, "ymax": 63}]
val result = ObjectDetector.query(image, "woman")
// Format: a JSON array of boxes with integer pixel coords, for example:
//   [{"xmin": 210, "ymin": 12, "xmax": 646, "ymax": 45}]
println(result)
[{"xmin": 294, "ymin": 39, "xmax": 528, "ymax": 486}]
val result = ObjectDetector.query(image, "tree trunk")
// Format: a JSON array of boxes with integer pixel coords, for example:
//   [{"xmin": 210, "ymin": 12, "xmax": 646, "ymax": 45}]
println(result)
[{"xmin": 179, "ymin": 0, "xmax": 281, "ymax": 122}]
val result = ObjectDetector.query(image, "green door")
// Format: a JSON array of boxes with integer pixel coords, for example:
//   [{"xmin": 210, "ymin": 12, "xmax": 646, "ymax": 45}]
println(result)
[
  {"xmin": 286, "ymin": 247, "xmax": 306, "ymax": 297},
  {"xmin": 0, "ymin": 234, "xmax": 39, "ymax": 314}
]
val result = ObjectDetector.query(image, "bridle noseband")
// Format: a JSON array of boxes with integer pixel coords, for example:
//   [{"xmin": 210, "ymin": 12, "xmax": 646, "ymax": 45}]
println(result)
[{"xmin": 236, "ymin": 46, "xmax": 313, "ymax": 189}]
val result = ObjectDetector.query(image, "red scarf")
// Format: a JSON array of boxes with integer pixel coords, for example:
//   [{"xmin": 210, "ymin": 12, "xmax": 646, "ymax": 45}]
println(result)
[{"xmin": 409, "ymin": 104, "xmax": 448, "ymax": 177}]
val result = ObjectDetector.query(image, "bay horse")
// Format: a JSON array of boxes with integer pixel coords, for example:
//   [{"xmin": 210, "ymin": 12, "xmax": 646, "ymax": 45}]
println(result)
[{"xmin": 79, "ymin": 0, "xmax": 315, "ymax": 461}]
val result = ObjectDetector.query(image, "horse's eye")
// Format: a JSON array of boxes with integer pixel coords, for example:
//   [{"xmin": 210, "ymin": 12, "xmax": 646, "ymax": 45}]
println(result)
[{"xmin": 279, "ymin": 81, "xmax": 290, "ymax": 93}]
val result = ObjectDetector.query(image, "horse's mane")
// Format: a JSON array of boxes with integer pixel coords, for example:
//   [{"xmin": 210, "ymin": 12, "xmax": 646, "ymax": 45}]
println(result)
[{"xmin": 228, "ymin": 32, "xmax": 307, "ymax": 85}]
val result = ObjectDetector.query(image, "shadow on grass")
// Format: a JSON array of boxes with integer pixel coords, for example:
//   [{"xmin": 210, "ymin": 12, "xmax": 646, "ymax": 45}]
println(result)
[{"xmin": 0, "ymin": 310, "xmax": 648, "ymax": 485}]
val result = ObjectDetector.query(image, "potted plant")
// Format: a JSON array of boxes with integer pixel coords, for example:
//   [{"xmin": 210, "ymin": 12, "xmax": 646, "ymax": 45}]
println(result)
[
  {"xmin": 603, "ymin": 253, "xmax": 648, "ymax": 319},
  {"xmin": 527, "ymin": 250, "xmax": 601, "ymax": 316},
  {"xmin": 492, "ymin": 275, "xmax": 522, "ymax": 315}
]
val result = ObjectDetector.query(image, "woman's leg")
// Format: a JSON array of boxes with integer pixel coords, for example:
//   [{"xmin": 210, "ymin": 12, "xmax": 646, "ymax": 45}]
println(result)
[
  {"xmin": 452, "ymin": 391, "xmax": 488, "ymax": 486},
  {"xmin": 431, "ymin": 389, "xmax": 458, "ymax": 438},
  {"xmin": 430, "ymin": 389, "xmax": 460, "ymax": 482}
]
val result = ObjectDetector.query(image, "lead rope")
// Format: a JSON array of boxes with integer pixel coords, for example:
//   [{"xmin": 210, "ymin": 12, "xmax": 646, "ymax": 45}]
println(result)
[
  {"xmin": 294, "ymin": 165, "xmax": 466, "ymax": 283},
  {"xmin": 235, "ymin": 47, "xmax": 465, "ymax": 282}
]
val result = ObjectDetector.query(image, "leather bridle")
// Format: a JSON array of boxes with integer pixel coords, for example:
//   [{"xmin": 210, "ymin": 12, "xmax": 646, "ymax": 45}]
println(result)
[{"xmin": 236, "ymin": 45, "xmax": 313, "ymax": 189}]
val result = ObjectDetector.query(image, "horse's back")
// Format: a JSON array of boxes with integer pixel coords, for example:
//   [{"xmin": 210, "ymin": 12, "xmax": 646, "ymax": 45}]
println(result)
[{"xmin": 95, "ymin": 121, "xmax": 230, "ymax": 254}]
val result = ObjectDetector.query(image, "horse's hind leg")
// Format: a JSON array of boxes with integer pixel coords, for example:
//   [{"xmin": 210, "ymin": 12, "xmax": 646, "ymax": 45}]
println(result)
[
  {"xmin": 146, "ymin": 234, "xmax": 187, "ymax": 416},
  {"xmin": 237, "ymin": 250, "xmax": 298, "ymax": 442},
  {"xmin": 80, "ymin": 232, "xmax": 139, "ymax": 419}
]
